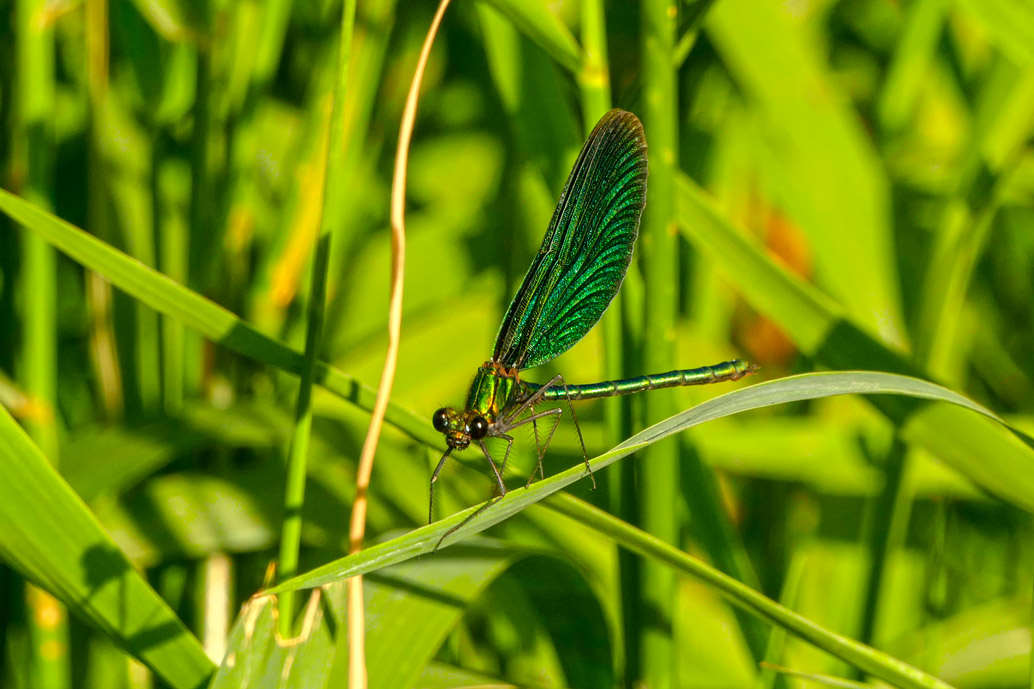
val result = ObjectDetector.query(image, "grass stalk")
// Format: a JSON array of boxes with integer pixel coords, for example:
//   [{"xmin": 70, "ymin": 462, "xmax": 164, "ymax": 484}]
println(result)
[
  {"xmin": 579, "ymin": 0, "xmax": 611, "ymax": 119},
  {"xmin": 579, "ymin": 7, "xmax": 651, "ymax": 682},
  {"xmin": 272, "ymin": 238, "xmax": 327, "ymax": 635},
  {"xmin": 578, "ymin": 3, "xmax": 637, "ymax": 680},
  {"xmin": 154, "ymin": 151, "xmax": 190, "ymax": 414},
  {"xmin": 578, "ymin": 0, "xmax": 621, "ymax": 466},
  {"xmin": 15, "ymin": 0, "xmax": 57, "ymax": 462},
  {"xmin": 188, "ymin": 31, "xmax": 219, "ymax": 296},
  {"xmin": 276, "ymin": 0, "xmax": 360, "ymax": 637},
  {"xmin": 85, "ymin": 0, "xmax": 123, "ymax": 419},
  {"xmin": 670, "ymin": 0, "xmax": 770, "ymax": 663},
  {"xmin": 857, "ymin": 438, "xmax": 911, "ymax": 647},
  {"xmin": 14, "ymin": 1, "xmax": 69, "ymax": 685},
  {"xmin": 640, "ymin": 0, "xmax": 680, "ymax": 685},
  {"xmin": 345, "ymin": 1, "xmax": 449, "ymax": 685}
]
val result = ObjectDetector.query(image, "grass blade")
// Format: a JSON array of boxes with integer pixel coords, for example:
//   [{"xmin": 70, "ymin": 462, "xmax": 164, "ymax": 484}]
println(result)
[
  {"xmin": 265, "ymin": 371, "xmax": 1000, "ymax": 686},
  {"xmin": 13, "ymin": 0, "xmax": 70, "ymax": 683},
  {"xmin": 0, "ymin": 189, "xmax": 436, "ymax": 447},
  {"xmin": 277, "ymin": 0, "xmax": 359, "ymax": 636},
  {"xmin": 477, "ymin": 0, "xmax": 581, "ymax": 74},
  {"xmin": 0, "ymin": 405, "xmax": 213, "ymax": 688},
  {"xmin": 266, "ymin": 371, "xmax": 1004, "ymax": 591}
]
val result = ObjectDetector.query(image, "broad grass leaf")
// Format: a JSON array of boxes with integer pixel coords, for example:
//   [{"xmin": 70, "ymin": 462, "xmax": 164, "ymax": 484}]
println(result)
[{"xmin": 0, "ymin": 406, "xmax": 213, "ymax": 688}]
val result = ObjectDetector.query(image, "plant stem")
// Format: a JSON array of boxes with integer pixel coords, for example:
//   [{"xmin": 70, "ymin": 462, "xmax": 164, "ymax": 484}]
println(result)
[
  {"xmin": 14, "ymin": 0, "xmax": 69, "ymax": 685},
  {"xmin": 640, "ymin": 0, "xmax": 680, "ymax": 686},
  {"xmin": 85, "ymin": 0, "xmax": 123, "ymax": 419},
  {"xmin": 276, "ymin": 0, "xmax": 359, "ymax": 638},
  {"xmin": 344, "ymin": 1, "xmax": 449, "ymax": 685}
]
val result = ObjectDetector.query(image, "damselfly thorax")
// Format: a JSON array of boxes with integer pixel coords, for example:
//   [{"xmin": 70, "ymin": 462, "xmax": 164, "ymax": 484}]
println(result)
[{"xmin": 432, "ymin": 362, "xmax": 524, "ymax": 451}]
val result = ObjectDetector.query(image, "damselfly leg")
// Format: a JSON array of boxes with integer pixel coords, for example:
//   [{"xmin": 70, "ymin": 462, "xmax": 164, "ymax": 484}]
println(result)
[{"xmin": 499, "ymin": 373, "xmax": 595, "ymax": 489}]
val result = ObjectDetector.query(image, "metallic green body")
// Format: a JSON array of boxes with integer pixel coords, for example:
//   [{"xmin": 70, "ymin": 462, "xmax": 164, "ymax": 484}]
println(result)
[
  {"xmin": 464, "ymin": 363, "xmax": 521, "ymax": 421},
  {"xmin": 528, "ymin": 359, "xmax": 758, "ymax": 402},
  {"xmin": 436, "ymin": 362, "xmax": 524, "ymax": 451}
]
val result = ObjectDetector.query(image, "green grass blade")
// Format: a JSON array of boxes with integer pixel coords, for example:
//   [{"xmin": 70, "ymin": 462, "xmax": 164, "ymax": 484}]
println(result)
[
  {"xmin": 264, "ymin": 371, "xmax": 998, "ymax": 686},
  {"xmin": 0, "ymin": 405, "xmax": 213, "ymax": 688},
  {"xmin": 477, "ymin": 0, "xmax": 582, "ymax": 74},
  {"xmin": 266, "ymin": 371, "xmax": 1003, "ymax": 585},
  {"xmin": 876, "ymin": 0, "xmax": 950, "ymax": 134},
  {"xmin": 14, "ymin": 0, "xmax": 69, "ymax": 683},
  {"xmin": 277, "ymin": 0, "xmax": 358, "ymax": 635},
  {"xmin": 675, "ymin": 176, "xmax": 1034, "ymax": 512},
  {"xmin": 0, "ymin": 188, "xmax": 436, "ymax": 448}
]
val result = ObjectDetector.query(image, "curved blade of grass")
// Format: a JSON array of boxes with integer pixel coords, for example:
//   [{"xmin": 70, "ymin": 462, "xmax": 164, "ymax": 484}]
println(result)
[
  {"xmin": 0, "ymin": 188, "xmax": 436, "ymax": 448},
  {"xmin": 676, "ymin": 176, "xmax": 1034, "ymax": 512},
  {"xmin": 477, "ymin": 0, "xmax": 582, "ymax": 74},
  {"xmin": 264, "ymin": 372, "xmax": 994, "ymax": 689},
  {"xmin": 266, "ymin": 370, "xmax": 1003, "ymax": 594},
  {"xmin": 0, "ymin": 404, "xmax": 213, "ymax": 688}
]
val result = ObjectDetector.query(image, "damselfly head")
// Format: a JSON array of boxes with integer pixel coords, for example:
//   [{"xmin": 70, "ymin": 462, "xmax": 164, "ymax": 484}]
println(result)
[{"xmin": 432, "ymin": 407, "xmax": 489, "ymax": 450}]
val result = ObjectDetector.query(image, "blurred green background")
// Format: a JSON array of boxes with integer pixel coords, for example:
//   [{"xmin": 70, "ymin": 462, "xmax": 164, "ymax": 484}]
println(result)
[{"xmin": 2, "ymin": 0, "xmax": 1034, "ymax": 687}]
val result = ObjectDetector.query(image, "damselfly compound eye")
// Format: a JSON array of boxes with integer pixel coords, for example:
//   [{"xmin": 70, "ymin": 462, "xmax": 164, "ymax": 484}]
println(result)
[
  {"xmin": 432, "ymin": 408, "xmax": 450, "ymax": 433},
  {"xmin": 468, "ymin": 416, "xmax": 489, "ymax": 440}
]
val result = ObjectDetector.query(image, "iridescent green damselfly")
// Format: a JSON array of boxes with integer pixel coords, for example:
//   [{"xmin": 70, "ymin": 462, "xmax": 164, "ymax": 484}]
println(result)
[{"xmin": 430, "ymin": 109, "xmax": 757, "ymax": 524}]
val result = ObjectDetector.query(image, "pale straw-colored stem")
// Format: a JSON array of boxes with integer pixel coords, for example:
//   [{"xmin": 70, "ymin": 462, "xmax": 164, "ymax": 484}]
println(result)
[{"xmin": 346, "ymin": 1, "xmax": 452, "ymax": 686}]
